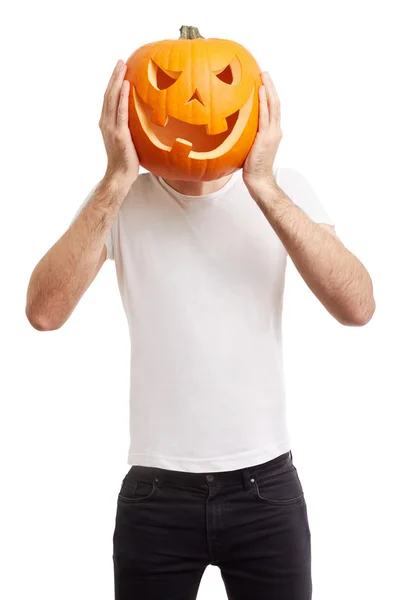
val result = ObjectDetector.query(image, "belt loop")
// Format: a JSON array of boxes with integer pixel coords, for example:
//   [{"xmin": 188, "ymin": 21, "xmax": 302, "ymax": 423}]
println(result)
[
  {"xmin": 289, "ymin": 450, "xmax": 293, "ymax": 461},
  {"xmin": 126, "ymin": 466, "xmax": 138, "ymax": 495}
]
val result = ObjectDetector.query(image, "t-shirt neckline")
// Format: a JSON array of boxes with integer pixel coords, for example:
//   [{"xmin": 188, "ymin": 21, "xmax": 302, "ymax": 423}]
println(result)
[{"xmin": 156, "ymin": 169, "xmax": 242, "ymax": 202}]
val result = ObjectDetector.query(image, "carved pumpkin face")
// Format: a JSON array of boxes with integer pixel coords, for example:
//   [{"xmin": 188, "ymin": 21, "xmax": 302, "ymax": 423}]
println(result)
[{"xmin": 125, "ymin": 28, "xmax": 262, "ymax": 181}]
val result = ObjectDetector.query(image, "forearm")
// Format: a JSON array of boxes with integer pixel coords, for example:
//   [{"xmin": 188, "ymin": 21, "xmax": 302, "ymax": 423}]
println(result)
[
  {"xmin": 252, "ymin": 181, "xmax": 375, "ymax": 326},
  {"xmin": 26, "ymin": 175, "xmax": 130, "ymax": 330}
]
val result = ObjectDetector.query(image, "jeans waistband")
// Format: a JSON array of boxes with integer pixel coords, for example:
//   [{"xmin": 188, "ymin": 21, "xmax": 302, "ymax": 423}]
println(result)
[{"xmin": 127, "ymin": 451, "xmax": 293, "ymax": 489}]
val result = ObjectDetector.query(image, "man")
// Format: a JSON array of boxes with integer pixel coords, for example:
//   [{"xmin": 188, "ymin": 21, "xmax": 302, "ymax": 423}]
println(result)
[{"xmin": 26, "ymin": 59, "xmax": 375, "ymax": 599}]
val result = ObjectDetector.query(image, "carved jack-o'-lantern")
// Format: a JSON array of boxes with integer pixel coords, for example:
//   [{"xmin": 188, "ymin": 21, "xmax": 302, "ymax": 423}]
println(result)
[{"xmin": 125, "ymin": 26, "xmax": 262, "ymax": 181}]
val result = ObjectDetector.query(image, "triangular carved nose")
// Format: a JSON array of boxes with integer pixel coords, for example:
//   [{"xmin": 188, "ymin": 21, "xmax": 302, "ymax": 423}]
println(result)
[{"xmin": 186, "ymin": 89, "xmax": 204, "ymax": 106}]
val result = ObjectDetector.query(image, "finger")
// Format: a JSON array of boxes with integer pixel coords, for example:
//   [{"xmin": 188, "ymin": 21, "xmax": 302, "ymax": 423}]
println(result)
[
  {"xmin": 258, "ymin": 85, "xmax": 269, "ymax": 132},
  {"xmin": 117, "ymin": 80, "xmax": 130, "ymax": 127},
  {"xmin": 101, "ymin": 60, "xmax": 126, "ymax": 123},
  {"xmin": 105, "ymin": 63, "xmax": 127, "ymax": 125},
  {"xmin": 106, "ymin": 59, "xmax": 124, "ymax": 98},
  {"xmin": 262, "ymin": 72, "xmax": 280, "ymax": 126}
]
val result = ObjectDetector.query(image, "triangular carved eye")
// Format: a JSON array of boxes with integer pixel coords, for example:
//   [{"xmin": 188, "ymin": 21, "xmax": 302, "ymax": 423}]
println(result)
[
  {"xmin": 214, "ymin": 55, "xmax": 242, "ymax": 85},
  {"xmin": 186, "ymin": 89, "xmax": 204, "ymax": 106},
  {"xmin": 148, "ymin": 59, "xmax": 182, "ymax": 90},
  {"xmin": 216, "ymin": 64, "xmax": 233, "ymax": 84}
]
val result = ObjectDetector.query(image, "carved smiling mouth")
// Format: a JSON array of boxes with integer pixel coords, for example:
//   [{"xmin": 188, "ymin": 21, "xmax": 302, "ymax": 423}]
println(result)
[{"xmin": 133, "ymin": 87, "xmax": 255, "ymax": 160}]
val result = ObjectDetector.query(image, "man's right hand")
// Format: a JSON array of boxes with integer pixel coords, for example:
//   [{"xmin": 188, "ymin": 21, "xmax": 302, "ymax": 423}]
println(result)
[{"xmin": 99, "ymin": 59, "xmax": 140, "ymax": 189}]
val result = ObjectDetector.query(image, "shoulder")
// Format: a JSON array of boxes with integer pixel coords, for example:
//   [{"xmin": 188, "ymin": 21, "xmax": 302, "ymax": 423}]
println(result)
[
  {"xmin": 274, "ymin": 167, "xmax": 309, "ymax": 190},
  {"xmin": 274, "ymin": 166, "xmax": 318, "ymax": 203},
  {"xmin": 131, "ymin": 171, "xmax": 158, "ymax": 194},
  {"xmin": 275, "ymin": 166, "xmax": 336, "ymax": 228},
  {"xmin": 122, "ymin": 171, "xmax": 159, "ymax": 207}
]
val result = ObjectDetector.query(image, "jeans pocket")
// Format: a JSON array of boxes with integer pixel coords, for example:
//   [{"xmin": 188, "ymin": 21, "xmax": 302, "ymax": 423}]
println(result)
[
  {"xmin": 251, "ymin": 466, "xmax": 305, "ymax": 506},
  {"xmin": 118, "ymin": 476, "xmax": 158, "ymax": 504}
]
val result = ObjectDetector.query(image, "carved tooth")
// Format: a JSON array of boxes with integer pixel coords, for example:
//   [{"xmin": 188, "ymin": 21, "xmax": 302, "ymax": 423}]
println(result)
[
  {"xmin": 206, "ymin": 116, "xmax": 229, "ymax": 135},
  {"xmin": 150, "ymin": 108, "xmax": 168, "ymax": 127},
  {"xmin": 170, "ymin": 138, "xmax": 193, "ymax": 159}
]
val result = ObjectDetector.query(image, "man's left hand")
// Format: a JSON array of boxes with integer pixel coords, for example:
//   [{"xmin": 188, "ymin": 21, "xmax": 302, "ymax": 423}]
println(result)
[{"xmin": 243, "ymin": 72, "xmax": 282, "ymax": 200}]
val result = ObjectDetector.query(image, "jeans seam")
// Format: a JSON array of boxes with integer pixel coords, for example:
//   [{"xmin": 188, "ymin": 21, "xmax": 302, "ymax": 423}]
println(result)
[
  {"xmin": 118, "ymin": 477, "xmax": 158, "ymax": 503},
  {"xmin": 251, "ymin": 478, "xmax": 305, "ymax": 506},
  {"xmin": 250, "ymin": 463, "xmax": 294, "ymax": 484}
]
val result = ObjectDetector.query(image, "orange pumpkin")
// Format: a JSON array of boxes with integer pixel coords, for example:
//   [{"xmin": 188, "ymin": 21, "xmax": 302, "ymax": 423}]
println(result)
[{"xmin": 125, "ymin": 26, "xmax": 262, "ymax": 181}]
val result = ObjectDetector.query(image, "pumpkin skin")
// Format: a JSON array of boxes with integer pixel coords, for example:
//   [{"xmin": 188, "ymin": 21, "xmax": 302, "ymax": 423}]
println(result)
[{"xmin": 125, "ymin": 28, "xmax": 262, "ymax": 181}]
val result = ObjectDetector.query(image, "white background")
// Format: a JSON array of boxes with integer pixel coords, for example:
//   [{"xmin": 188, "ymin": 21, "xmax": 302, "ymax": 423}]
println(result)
[{"xmin": 2, "ymin": 0, "xmax": 407, "ymax": 598}]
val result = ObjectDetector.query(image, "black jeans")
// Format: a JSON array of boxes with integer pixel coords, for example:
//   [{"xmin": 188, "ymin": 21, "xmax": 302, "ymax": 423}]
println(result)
[{"xmin": 113, "ymin": 450, "xmax": 312, "ymax": 599}]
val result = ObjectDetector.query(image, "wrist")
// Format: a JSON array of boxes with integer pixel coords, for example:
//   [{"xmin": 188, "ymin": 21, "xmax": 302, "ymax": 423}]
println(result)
[
  {"xmin": 102, "ymin": 170, "xmax": 137, "ymax": 196},
  {"xmin": 95, "ymin": 173, "xmax": 134, "ymax": 211},
  {"xmin": 244, "ymin": 175, "xmax": 281, "ymax": 203}
]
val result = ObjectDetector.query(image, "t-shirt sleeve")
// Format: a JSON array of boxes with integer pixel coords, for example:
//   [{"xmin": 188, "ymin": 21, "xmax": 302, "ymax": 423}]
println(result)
[
  {"xmin": 69, "ymin": 183, "xmax": 115, "ymax": 261},
  {"xmin": 276, "ymin": 167, "xmax": 335, "ymax": 227}
]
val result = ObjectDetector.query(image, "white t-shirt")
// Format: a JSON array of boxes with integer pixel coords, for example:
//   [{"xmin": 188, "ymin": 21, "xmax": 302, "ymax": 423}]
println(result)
[{"xmin": 72, "ymin": 167, "xmax": 335, "ymax": 472}]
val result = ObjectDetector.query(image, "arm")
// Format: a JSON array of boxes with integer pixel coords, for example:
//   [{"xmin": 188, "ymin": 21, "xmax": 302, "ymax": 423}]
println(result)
[
  {"xmin": 243, "ymin": 72, "xmax": 375, "ymax": 326},
  {"xmin": 25, "ymin": 59, "xmax": 139, "ymax": 331},
  {"xmin": 251, "ymin": 181, "xmax": 375, "ymax": 326},
  {"xmin": 25, "ymin": 176, "xmax": 130, "ymax": 331}
]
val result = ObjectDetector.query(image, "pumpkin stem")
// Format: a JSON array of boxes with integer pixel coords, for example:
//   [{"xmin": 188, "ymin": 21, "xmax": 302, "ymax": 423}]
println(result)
[{"xmin": 179, "ymin": 25, "xmax": 204, "ymax": 39}]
